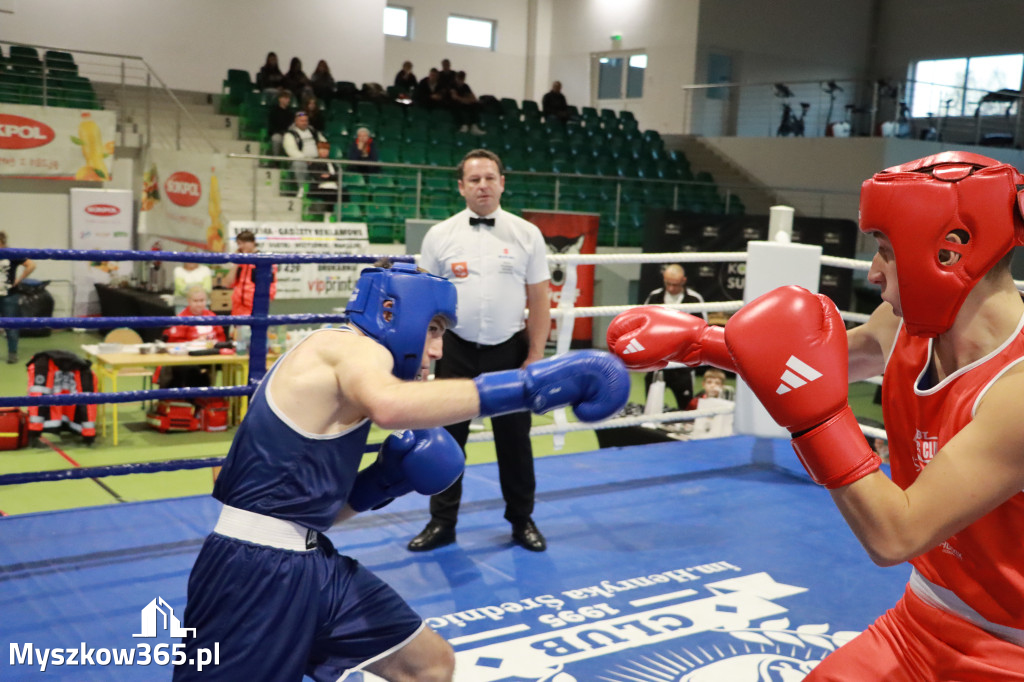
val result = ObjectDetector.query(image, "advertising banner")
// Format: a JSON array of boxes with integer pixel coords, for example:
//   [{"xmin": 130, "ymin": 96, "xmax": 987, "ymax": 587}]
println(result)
[
  {"xmin": 227, "ymin": 221, "xmax": 370, "ymax": 300},
  {"xmin": 69, "ymin": 189, "xmax": 134, "ymax": 316},
  {"xmin": 523, "ymin": 210, "xmax": 599, "ymax": 347},
  {"xmin": 139, "ymin": 150, "xmax": 229, "ymax": 254},
  {"xmin": 640, "ymin": 210, "xmax": 857, "ymax": 311},
  {"xmin": 0, "ymin": 105, "xmax": 116, "ymax": 180}
]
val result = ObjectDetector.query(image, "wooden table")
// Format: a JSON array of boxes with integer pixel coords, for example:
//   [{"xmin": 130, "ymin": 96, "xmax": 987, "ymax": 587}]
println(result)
[{"xmin": 80, "ymin": 344, "xmax": 252, "ymax": 445}]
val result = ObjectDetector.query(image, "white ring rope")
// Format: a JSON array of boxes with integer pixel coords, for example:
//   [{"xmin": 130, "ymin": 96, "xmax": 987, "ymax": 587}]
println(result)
[
  {"xmin": 549, "ymin": 301, "xmax": 744, "ymax": 319},
  {"xmin": 463, "ymin": 247, "xmax": 889, "ymax": 446},
  {"xmin": 544, "ymin": 252, "xmax": 749, "ymax": 265}
]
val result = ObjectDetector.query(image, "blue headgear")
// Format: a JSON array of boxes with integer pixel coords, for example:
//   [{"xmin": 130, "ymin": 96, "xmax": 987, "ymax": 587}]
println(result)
[{"xmin": 345, "ymin": 263, "xmax": 457, "ymax": 380}]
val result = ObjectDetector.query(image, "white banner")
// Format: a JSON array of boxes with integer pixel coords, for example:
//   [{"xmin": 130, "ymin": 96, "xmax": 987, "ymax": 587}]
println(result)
[
  {"xmin": 69, "ymin": 189, "xmax": 134, "ymax": 316},
  {"xmin": 228, "ymin": 221, "xmax": 369, "ymax": 300},
  {"xmin": 0, "ymin": 105, "xmax": 116, "ymax": 180},
  {"xmin": 139, "ymin": 150, "xmax": 229, "ymax": 253}
]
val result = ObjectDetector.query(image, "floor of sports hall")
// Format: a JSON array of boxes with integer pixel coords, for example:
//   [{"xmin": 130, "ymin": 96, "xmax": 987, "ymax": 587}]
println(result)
[{"xmin": 0, "ymin": 330, "xmax": 901, "ymax": 681}]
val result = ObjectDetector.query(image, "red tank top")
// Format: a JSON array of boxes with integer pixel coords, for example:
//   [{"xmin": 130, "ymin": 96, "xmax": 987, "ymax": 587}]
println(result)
[{"xmin": 883, "ymin": 315, "xmax": 1024, "ymax": 629}]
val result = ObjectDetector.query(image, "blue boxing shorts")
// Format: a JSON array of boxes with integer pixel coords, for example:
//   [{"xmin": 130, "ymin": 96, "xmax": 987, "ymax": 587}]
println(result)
[{"xmin": 173, "ymin": 531, "xmax": 423, "ymax": 682}]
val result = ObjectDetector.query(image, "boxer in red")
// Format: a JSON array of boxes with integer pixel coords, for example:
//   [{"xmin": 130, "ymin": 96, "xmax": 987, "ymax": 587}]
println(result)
[{"xmin": 608, "ymin": 152, "xmax": 1024, "ymax": 679}]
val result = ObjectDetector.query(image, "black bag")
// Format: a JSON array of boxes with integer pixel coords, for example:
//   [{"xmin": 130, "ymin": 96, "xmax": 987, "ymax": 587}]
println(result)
[{"xmin": 17, "ymin": 279, "xmax": 54, "ymax": 338}]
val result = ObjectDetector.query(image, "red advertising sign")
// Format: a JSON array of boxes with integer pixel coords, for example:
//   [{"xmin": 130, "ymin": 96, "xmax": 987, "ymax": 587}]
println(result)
[
  {"xmin": 523, "ymin": 210, "xmax": 599, "ymax": 345},
  {"xmin": 84, "ymin": 203, "xmax": 121, "ymax": 217},
  {"xmin": 164, "ymin": 171, "xmax": 202, "ymax": 207},
  {"xmin": 0, "ymin": 113, "xmax": 56, "ymax": 150}
]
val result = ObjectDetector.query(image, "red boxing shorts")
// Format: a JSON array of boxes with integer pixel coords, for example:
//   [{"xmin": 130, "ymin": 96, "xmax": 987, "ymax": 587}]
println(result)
[{"xmin": 806, "ymin": 585, "xmax": 1024, "ymax": 681}]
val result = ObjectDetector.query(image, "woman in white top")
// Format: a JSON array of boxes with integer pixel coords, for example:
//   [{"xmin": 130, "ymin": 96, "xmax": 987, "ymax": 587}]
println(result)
[{"xmin": 173, "ymin": 261, "xmax": 213, "ymax": 313}]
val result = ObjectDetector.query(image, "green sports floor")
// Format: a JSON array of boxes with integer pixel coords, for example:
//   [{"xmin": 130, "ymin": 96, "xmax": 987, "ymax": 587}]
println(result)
[{"xmin": 0, "ymin": 330, "xmax": 884, "ymax": 517}]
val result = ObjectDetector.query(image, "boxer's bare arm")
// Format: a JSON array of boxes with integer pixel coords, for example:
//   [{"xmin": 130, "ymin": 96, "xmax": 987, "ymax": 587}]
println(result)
[{"xmin": 269, "ymin": 330, "xmax": 480, "ymax": 434}]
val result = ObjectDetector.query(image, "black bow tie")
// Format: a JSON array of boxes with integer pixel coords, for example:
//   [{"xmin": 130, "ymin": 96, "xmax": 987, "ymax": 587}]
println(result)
[{"xmin": 469, "ymin": 216, "xmax": 495, "ymax": 227}]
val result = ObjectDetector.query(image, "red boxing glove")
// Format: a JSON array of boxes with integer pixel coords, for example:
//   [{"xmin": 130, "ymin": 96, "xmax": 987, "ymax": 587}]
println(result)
[
  {"xmin": 724, "ymin": 286, "xmax": 880, "ymax": 489},
  {"xmin": 606, "ymin": 306, "xmax": 734, "ymax": 372}
]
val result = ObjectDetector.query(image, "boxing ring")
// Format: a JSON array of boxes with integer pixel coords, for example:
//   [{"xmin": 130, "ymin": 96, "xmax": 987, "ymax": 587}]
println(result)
[{"xmin": 0, "ymin": 233, "xmax": 916, "ymax": 681}]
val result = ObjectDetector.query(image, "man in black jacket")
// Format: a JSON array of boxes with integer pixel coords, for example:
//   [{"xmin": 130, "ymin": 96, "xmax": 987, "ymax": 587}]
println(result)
[{"xmin": 642, "ymin": 264, "xmax": 706, "ymax": 409}]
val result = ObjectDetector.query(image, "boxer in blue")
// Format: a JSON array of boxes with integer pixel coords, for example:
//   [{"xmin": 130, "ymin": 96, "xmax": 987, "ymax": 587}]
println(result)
[{"xmin": 174, "ymin": 261, "xmax": 631, "ymax": 682}]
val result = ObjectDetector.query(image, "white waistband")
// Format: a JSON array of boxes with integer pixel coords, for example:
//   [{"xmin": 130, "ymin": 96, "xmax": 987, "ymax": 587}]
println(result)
[
  {"xmin": 909, "ymin": 568, "xmax": 1024, "ymax": 646},
  {"xmin": 213, "ymin": 505, "xmax": 318, "ymax": 552}
]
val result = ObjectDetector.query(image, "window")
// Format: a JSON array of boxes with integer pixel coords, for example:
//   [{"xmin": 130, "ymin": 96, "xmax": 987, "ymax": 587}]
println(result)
[
  {"xmin": 910, "ymin": 53, "xmax": 1022, "ymax": 117},
  {"xmin": 383, "ymin": 6, "xmax": 410, "ymax": 38},
  {"xmin": 447, "ymin": 15, "xmax": 494, "ymax": 49},
  {"xmin": 597, "ymin": 52, "xmax": 647, "ymax": 100}
]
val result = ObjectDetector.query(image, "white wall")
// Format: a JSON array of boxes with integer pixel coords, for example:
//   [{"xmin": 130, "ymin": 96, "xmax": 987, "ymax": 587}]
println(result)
[
  {"xmin": 874, "ymin": 0, "xmax": 1024, "ymax": 78},
  {"xmin": 2, "ymin": 0, "xmax": 387, "ymax": 93},
  {"xmin": 382, "ymin": 0, "xmax": 530, "ymax": 101},
  {"xmin": 545, "ymin": 0, "xmax": 701, "ymax": 135}
]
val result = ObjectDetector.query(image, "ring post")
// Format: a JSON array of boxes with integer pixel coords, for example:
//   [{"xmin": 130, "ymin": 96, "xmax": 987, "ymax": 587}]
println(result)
[
  {"xmin": 248, "ymin": 262, "xmax": 274, "ymax": 384},
  {"xmin": 733, "ymin": 236, "xmax": 822, "ymax": 439}
]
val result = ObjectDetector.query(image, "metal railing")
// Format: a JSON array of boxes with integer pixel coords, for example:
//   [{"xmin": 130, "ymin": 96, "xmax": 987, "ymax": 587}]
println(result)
[
  {"xmin": 682, "ymin": 77, "xmax": 1022, "ymax": 147},
  {"xmin": 1, "ymin": 40, "xmax": 219, "ymax": 152}
]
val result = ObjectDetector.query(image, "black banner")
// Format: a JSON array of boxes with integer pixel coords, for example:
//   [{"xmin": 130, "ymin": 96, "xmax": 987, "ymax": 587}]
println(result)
[{"xmin": 639, "ymin": 210, "xmax": 857, "ymax": 310}]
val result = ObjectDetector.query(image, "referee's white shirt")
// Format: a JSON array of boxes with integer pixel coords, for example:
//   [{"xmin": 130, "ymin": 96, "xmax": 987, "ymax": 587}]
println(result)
[{"xmin": 420, "ymin": 207, "xmax": 549, "ymax": 346}]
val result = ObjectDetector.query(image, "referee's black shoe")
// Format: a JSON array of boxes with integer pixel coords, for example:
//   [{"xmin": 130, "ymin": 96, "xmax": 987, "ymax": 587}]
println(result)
[
  {"xmin": 407, "ymin": 521, "xmax": 456, "ymax": 552},
  {"xmin": 511, "ymin": 520, "xmax": 546, "ymax": 552}
]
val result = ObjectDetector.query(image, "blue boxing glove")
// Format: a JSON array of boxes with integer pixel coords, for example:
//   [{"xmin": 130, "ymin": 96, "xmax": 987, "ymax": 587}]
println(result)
[
  {"xmin": 348, "ymin": 428, "xmax": 464, "ymax": 513},
  {"xmin": 474, "ymin": 350, "xmax": 630, "ymax": 422}
]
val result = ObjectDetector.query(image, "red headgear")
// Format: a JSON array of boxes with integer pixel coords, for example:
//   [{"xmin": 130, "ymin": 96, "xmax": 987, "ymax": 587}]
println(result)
[{"xmin": 859, "ymin": 151, "xmax": 1024, "ymax": 337}]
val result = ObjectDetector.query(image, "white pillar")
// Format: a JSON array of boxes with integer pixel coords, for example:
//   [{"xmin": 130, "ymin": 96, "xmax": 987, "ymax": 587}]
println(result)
[{"xmin": 733, "ymin": 239, "xmax": 823, "ymax": 439}]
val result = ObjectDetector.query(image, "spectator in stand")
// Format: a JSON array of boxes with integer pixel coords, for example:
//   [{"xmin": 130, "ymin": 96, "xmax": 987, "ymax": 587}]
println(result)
[
  {"xmin": 308, "ymin": 141, "xmax": 341, "ymax": 216},
  {"xmin": 281, "ymin": 57, "xmax": 313, "ymax": 103},
  {"xmin": 267, "ymin": 88, "xmax": 293, "ymax": 159},
  {"xmin": 413, "ymin": 68, "xmax": 444, "ymax": 110},
  {"xmin": 256, "ymin": 52, "xmax": 284, "ymax": 98},
  {"xmin": 542, "ymin": 81, "xmax": 571, "ymax": 123},
  {"xmin": 301, "ymin": 96, "xmax": 325, "ymax": 133},
  {"xmin": 172, "ymin": 259, "xmax": 213, "ymax": 313},
  {"xmin": 438, "ymin": 59, "xmax": 456, "ymax": 91},
  {"xmin": 449, "ymin": 71, "xmax": 484, "ymax": 135},
  {"xmin": 393, "ymin": 61, "xmax": 417, "ymax": 93},
  {"xmin": 346, "ymin": 127, "xmax": 379, "ymax": 176},
  {"xmin": 310, "ymin": 60, "xmax": 335, "ymax": 103},
  {"xmin": 282, "ymin": 111, "xmax": 326, "ymax": 196}
]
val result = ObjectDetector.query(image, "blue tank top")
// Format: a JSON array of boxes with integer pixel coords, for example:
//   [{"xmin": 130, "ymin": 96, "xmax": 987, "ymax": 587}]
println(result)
[{"xmin": 213, "ymin": 328, "xmax": 371, "ymax": 531}]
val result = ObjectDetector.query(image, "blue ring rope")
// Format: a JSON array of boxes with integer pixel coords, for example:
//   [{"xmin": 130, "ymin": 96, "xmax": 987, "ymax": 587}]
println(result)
[{"xmin": 1, "ymin": 248, "xmax": 398, "ymax": 486}]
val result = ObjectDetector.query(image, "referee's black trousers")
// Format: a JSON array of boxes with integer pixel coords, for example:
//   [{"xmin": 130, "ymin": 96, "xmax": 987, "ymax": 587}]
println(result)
[{"xmin": 429, "ymin": 330, "xmax": 535, "ymax": 527}]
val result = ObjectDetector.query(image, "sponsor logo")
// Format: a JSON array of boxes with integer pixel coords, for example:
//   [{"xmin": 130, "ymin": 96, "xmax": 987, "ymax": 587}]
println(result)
[
  {"xmin": 621, "ymin": 338, "xmax": 646, "ymax": 354},
  {"xmin": 164, "ymin": 171, "xmax": 202, "ymax": 207},
  {"xmin": 776, "ymin": 356, "xmax": 822, "ymax": 395},
  {"xmin": 0, "ymin": 114, "xmax": 56, "ymax": 150},
  {"xmin": 85, "ymin": 204, "xmax": 121, "ymax": 217},
  {"xmin": 452, "ymin": 262, "xmax": 469, "ymax": 278},
  {"xmin": 913, "ymin": 429, "xmax": 939, "ymax": 471}
]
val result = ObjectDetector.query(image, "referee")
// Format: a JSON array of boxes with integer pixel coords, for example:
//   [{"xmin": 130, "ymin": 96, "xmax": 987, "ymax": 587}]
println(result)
[{"xmin": 408, "ymin": 149, "xmax": 552, "ymax": 552}]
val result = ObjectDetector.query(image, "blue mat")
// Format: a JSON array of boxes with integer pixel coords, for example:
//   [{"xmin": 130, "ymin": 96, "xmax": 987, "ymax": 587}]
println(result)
[{"xmin": 0, "ymin": 436, "xmax": 909, "ymax": 681}]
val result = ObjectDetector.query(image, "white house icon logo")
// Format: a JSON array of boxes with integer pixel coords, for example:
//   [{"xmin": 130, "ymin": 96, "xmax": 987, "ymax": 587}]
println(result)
[
  {"xmin": 776, "ymin": 356, "xmax": 822, "ymax": 394},
  {"xmin": 133, "ymin": 597, "xmax": 196, "ymax": 638}
]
